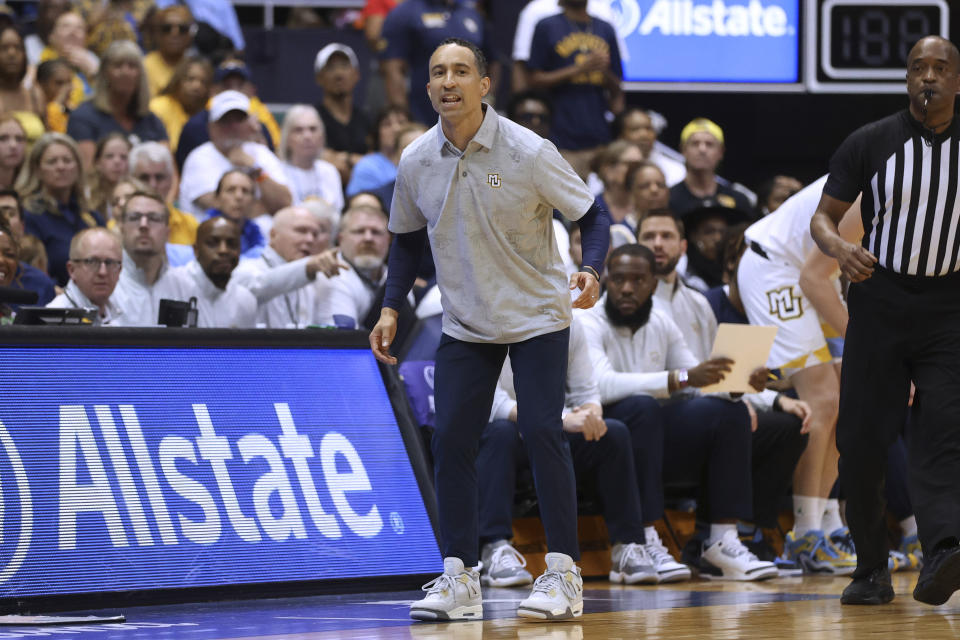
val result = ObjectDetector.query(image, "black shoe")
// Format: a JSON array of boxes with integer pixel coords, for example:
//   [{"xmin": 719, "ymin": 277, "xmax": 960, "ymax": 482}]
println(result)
[
  {"xmin": 841, "ymin": 567, "xmax": 894, "ymax": 605},
  {"xmin": 913, "ymin": 543, "xmax": 960, "ymax": 605}
]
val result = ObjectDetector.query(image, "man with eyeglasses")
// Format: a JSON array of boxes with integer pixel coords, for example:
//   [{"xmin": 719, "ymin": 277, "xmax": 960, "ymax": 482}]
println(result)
[
  {"xmin": 48, "ymin": 228, "xmax": 125, "ymax": 325},
  {"xmin": 113, "ymin": 190, "xmax": 192, "ymax": 326}
]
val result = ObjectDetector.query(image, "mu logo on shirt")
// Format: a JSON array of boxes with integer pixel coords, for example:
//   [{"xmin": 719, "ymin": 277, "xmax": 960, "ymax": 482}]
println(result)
[{"xmin": 766, "ymin": 286, "xmax": 803, "ymax": 320}]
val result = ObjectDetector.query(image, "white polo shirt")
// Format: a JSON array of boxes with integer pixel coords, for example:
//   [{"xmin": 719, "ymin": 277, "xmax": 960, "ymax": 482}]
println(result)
[
  {"xmin": 389, "ymin": 105, "xmax": 594, "ymax": 343},
  {"xmin": 113, "ymin": 251, "xmax": 193, "ymax": 326}
]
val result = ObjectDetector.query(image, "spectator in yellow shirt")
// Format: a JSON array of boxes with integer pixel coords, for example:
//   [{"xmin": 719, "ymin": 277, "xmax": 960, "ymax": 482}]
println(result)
[
  {"xmin": 143, "ymin": 5, "xmax": 197, "ymax": 97},
  {"xmin": 37, "ymin": 58, "xmax": 73, "ymax": 133},
  {"xmin": 149, "ymin": 56, "xmax": 213, "ymax": 153}
]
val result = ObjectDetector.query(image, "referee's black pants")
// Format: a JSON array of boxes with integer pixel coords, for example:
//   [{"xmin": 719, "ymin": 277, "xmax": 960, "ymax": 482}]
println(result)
[
  {"xmin": 838, "ymin": 267, "xmax": 960, "ymax": 578},
  {"xmin": 432, "ymin": 328, "xmax": 579, "ymax": 566}
]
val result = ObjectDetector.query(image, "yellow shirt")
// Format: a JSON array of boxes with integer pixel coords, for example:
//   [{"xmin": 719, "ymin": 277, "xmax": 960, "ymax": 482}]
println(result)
[
  {"xmin": 144, "ymin": 51, "xmax": 175, "ymax": 98},
  {"xmin": 249, "ymin": 97, "xmax": 281, "ymax": 150},
  {"xmin": 106, "ymin": 203, "xmax": 197, "ymax": 246},
  {"xmin": 168, "ymin": 204, "xmax": 198, "ymax": 246},
  {"xmin": 45, "ymin": 102, "xmax": 68, "ymax": 134},
  {"xmin": 12, "ymin": 111, "xmax": 45, "ymax": 143},
  {"xmin": 149, "ymin": 94, "xmax": 188, "ymax": 151}
]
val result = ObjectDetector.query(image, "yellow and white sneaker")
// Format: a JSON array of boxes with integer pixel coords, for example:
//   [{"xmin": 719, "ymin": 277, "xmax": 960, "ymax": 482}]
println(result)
[
  {"xmin": 410, "ymin": 557, "xmax": 483, "ymax": 622},
  {"xmin": 517, "ymin": 552, "xmax": 583, "ymax": 620},
  {"xmin": 784, "ymin": 529, "xmax": 856, "ymax": 575}
]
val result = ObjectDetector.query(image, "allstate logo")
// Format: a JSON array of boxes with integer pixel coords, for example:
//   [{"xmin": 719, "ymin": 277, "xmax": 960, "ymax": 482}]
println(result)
[
  {"xmin": 608, "ymin": 0, "xmax": 641, "ymax": 39},
  {"xmin": 0, "ymin": 421, "xmax": 32, "ymax": 584}
]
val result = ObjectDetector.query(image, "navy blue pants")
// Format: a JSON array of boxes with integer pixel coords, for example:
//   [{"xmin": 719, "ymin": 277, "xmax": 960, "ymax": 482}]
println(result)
[
  {"xmin": 432, "ymin": 329, "xmax": 578, "ymax": 565},
  {"xmin": 605, "ymin": 394, "xmax": 753, "ymax": 523},
  {"xmin": 478, "ymin": 418, "xmax": 646, "ymax": 547}
]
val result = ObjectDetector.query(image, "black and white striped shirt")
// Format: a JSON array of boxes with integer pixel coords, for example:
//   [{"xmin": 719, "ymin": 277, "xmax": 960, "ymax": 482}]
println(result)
[{"xmin": 825, "ymin": 109, "xmax": 960, "ymax": 277}]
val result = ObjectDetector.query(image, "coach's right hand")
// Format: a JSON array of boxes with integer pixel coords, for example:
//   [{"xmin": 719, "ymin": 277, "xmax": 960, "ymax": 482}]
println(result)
[
  {"xmin": 688, "ymin": 357, "xmax": 734, "ymax": 388},
  {"xmin": 836, "ymin": 240, "xmax": 877, "ymax": 282},
  {"xmin": 370, "ymin": 308, "xmax": 399, "ymax": 365}
]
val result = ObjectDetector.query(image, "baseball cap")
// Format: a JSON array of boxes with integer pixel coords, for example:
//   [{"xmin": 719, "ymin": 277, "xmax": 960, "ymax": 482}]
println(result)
[
  {"xmin": 314, "ymin": 43, "xmax": 359, "ymax": 73},
  {"xmin": 209, "ymin": 90, "xmax": 250, "ymax": 122},
  {"xmin": 680, "ymin": 118, "xmax": 724, "ymax": 146},
  {"xmin": 214, "ymin": 61, "xmax": 252, "ymax": 84}
]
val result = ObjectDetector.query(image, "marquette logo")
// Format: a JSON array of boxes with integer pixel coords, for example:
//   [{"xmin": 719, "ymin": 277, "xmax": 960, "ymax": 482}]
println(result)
[
  {"xmin": 0, "ymin": 421, "xmax": 32, "ymax": 584},
  {"xmin": 611, "ymin": 0, "xmax": 795, "ymax": 39},
  {"xmin": 767, "ymin": 286, "xmax": 803, "ymax": 320},
  {"xmin": 487, "ymin": 173, "xmax": 501, "ymax": 188}
]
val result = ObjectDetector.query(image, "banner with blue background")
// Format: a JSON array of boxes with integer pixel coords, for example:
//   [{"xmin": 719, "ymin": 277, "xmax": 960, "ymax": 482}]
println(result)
[{"xmin": 0, "ymin": 345, "xmax": 441, "ymax": 598}]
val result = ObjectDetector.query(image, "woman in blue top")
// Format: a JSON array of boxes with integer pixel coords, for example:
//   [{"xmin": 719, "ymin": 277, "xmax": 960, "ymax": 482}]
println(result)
[
  {"xmin": 18, "ymin": 132, "xmax": 104, "ymax": 286},
  {"xmin": 67, "ymin": 40, "xmax": 168, "ymax": 169},
  {"xmin": 345, "ymin": 105, "xmax": 411, "ymax": 197}
]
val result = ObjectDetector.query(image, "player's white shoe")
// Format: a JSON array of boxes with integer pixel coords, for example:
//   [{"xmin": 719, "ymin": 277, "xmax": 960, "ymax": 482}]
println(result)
[
  {"xmin": 644, "ymin": 528, "xmax": 693, "ymax": 583},
  {"xmin": 609, "ymin": 542, "xmax": 657, "ymax": 584},
  {"xmin": 517, "ymin": 552, "xmax": 583, "ymax": 620},
  {"xmin": 480, "ymin": 540, "xmax": 533, "ymax": 587},
  {"xmin": 700, "ymin": 529, "xmax": 778, "ymax": 581},
  {"xmin": 410, "ymin": 557, "xmax": 483, "ymax": 622}
]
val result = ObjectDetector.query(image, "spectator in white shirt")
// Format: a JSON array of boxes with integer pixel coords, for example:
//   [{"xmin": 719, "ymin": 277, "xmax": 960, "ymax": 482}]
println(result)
[
  {"xmin": 231, "ymin": 205, "xmax": 343, "ymax": 328},
  {"xmin": 279, "ymin": 104, "xmax": 344, "ymax": 211},
  {"xmin": 48, "ymin": 227, "xmax": 124, "ymax": 324},
  {"xmin": 174, "ymin": 216, "xmax": 256, "ymax": 328},
  {"xmin": 112, "ymin": 189, "xmax": 192, "ymax": 325},
  {"xmin": 178, "ymin": 89, "xmax": 292, "ymax": 218},
  {"xmin": 318, "ymin": 202, "xmax": 390, "ymax": 329},
  {"xmin": 578, "ymin": 243, "xmax": 777, "ymax": 581}
]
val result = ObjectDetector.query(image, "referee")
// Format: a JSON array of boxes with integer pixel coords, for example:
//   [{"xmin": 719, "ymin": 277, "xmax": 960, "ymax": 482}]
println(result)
[{"xmin": 811, "ymin": 35, "xmax": 960, "ymax": 606}]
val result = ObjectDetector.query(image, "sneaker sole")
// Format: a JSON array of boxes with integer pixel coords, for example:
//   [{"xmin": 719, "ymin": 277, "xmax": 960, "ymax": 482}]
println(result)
[
  {"xmin": 700, "ymin": 565, "xmax": 778, "ymax": 582},
  {"xmin": 609, "ymin": 570, "xmax": 658, "ymax": 585},
  {"xmin": 797, "ymin": 556, "xmax": 857, "ymax": 576},
  {"xmin": 914, "ymin": 548, "xmax": 960, "ymax": 606},
  {"xmin": 516, "ymin": 601, "xmax": 583, "ymax": 620},
  {"xmin": 410, "ymin": 604, "xmax": 483, "ymax": 621},
  {"xmin": 481, "ymin": 575, "xmax": 533, "ymax": 588},
  {"xmin": 656, "ymin": 568, "xmax": 693, "ymax": 583}
]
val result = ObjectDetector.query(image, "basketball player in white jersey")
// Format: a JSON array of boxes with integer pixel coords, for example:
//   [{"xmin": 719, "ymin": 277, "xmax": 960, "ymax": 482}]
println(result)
[{"xmin": 737, "ymin": 175, "xmax": 863, "ymax": 574}]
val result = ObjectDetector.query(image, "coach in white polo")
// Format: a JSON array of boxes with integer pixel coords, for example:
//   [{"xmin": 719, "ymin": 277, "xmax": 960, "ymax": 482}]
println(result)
[{"xmin": 369, "ymin": 38, "xmax": 610, "ymax": 622}]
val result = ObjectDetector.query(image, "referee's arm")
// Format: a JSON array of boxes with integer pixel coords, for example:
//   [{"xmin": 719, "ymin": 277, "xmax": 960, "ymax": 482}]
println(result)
[{"xmin": 810, "ymin": 193, "xmax": 877, "ymax": 283}]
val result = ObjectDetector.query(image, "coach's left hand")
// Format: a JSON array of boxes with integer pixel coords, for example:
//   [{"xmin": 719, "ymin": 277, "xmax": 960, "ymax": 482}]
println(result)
[{"xmin": 570, "ymin": 270, "xmax": 600, "ymax": 309}]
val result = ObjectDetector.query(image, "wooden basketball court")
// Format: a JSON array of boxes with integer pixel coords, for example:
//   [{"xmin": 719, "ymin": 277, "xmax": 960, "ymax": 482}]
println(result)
[{"xmin": 4, "ymin": 572, "xmax": 958, "ymax": 640}]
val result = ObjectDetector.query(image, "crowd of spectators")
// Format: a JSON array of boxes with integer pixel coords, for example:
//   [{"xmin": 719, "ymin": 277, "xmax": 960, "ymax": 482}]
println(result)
[{"xmin": 0, "ymin": 0, "xmax": 921, "ymax": 588}]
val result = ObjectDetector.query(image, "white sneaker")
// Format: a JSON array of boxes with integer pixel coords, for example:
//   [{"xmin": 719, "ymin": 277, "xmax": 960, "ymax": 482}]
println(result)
[
  {"xmin": 644, "ymin": 529, "xmax": 692, "ymax": 583},
  {"xmin": 480, "ymin": 540, "xmax": 533, "ymax": 587},
  {"xmin": 609, "ymin": 543, "xmax": 657, "ymax": 584},
  {"xmin": 410, "ymin": 557, "xmax": 483, "ymax": 621},
  {"xmin": 517, "ymin": 552, "xmax": 583, "ymax": 620},
  {"xmin": 700, "ymin": 529, "xmax": 778, "ymax": 581}
]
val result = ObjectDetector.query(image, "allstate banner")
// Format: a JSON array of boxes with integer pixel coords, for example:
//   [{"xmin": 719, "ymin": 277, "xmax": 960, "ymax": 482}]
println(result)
[
  {"xmin": 610, "ymin": 0, "xmax": 800, "ymax": 83},
  {"xmin": 0, "ymin": 345, "xmax": 442, "ymax": 598}
]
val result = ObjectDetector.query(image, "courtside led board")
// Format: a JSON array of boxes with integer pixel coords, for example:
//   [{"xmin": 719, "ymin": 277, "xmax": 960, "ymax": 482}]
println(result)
[{"xmin": 0, "ymin": 343, "xmax": 441, "ymax": 598}]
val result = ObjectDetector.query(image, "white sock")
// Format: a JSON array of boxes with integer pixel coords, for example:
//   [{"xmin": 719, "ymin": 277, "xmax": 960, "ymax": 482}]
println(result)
[
  {"xmin": 901, "ymin": 516, "xmax": 918, "ymax": 538},
  {"xmin": 706, "ymin": 523, "xmax": 737, "ymax": 547},
  {"xmin": 792, "ymin": 495, "xmax": 823, "ymax": 536},
  {"xmin": 644, "ymin": 526, "xmax": 659, "ymax": 544},
  {"xmin": 821, "ymin": 498, "xmax": 844, "ymax": 534}
]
